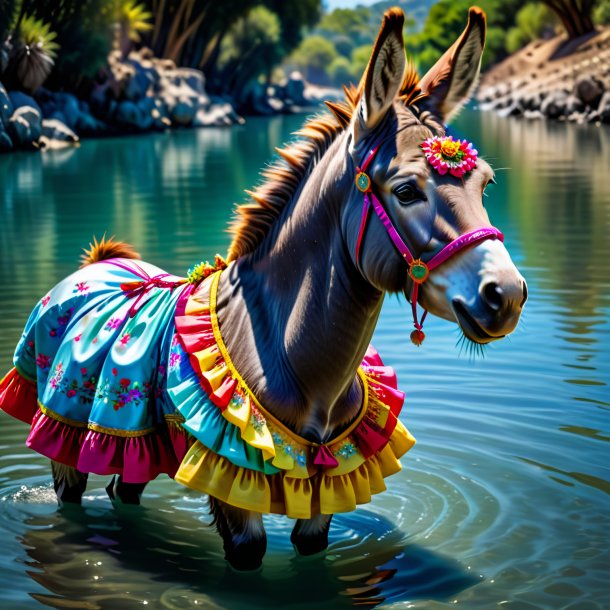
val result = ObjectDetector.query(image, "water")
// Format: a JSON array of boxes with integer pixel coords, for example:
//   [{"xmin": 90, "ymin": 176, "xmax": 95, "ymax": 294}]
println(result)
[{"xmin": 0, "ymin": 110, "xmax": 609, "ymax": 610}]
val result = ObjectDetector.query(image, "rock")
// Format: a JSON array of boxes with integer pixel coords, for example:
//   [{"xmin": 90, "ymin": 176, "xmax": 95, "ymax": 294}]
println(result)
[
  {"xmin": 136, "ymin": 97, "xmax": 155, "ymax": 130},
  {"xmin": 7, "ymin": 105, "xmax": 42, "ymax": 147},
  {"xmin": 174, "ymin": 68, "xmax": 206, "ymax": 96},
  {"xmin": 75, "ymin": 111, "xmax": 107, "ymax": 136},
  {"xmin": 565, "ymin": 94, "xmax": 585, "ymax": 114},
  {"xmin": 8, "ymin": 90, "xmax": 42, "ymax": 115},
  {"xmin": 523, "ymin": 109, "xmax": 544, "ymax": 120},
  {"xmin": 521, "ymin": 93, "xmax": 542, "ymax": 111},
  {"xmin": 54, "ymin": 92, "xmax": 81, "ymax": 130},
  {"xmin": 0, "ymin": 82, "xmax": 13, "ymax": 126},
  {"xmin": 41, "ymin": 118, "xmax": 79, "ymax": 143},
  {"xmin": 123, "ymin": 61, "xmax": 152, "ymax": 101},
  {"xmin": 0, "ymin": 126, "xmax": 13, "ymax": 152},
  {"xmin": 284, "ymin": 71, "xmax": 306, "ymax": 105},
  {"xmin": 167, "ymin": 96, "xmax": 196, "ymax": 126},
  {"xmin": 115, "ymin": 100, "xmax": 141, "ymax": 129},
  {"xmin": 573, "ymin": 76, "xmax": 604, "ymax": 108},
  {"xmin": 7, "ymin": 114, "xmax": 33, "ymax": 148},
  {"xmin": 192, "ymin": 103, "xmax": 237, "ymax": 127},
  {"xmin": 540, "ymin": 90, "xmax": 568, "ymax": 119},
  {"xmin": 498, "ymin": 102, "xmax": 523, "ymax": 117},
  {"xmin": 597, "ymin": 91, "xmax": 610, "ymax": 124}
]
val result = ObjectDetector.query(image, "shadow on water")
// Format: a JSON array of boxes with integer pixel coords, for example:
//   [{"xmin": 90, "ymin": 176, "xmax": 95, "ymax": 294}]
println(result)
[{"xmin": 12, "ymin": 485, "xmax": 478, "ymax": 610}]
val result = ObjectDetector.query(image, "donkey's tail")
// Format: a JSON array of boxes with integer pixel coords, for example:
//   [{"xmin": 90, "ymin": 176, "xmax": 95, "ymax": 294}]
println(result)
[{"xmin": 80, "ymin": 235, "xmax": 140, "ymax": 268}]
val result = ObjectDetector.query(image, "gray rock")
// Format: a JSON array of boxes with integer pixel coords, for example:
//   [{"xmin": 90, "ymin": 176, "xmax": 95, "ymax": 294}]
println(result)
[
  {"xmin": 167, "ymin": 97, "xmax": 196, "ymax": 126},
  {"xmin": 284, "ymin": 71, "xmax": 306, "ymax": 104},
  {"xmin": 540, "ymin": 90, "xmax": 568, "ymax": 119},
  {"xmin": 0, "ymin": 82, "xmax": 13, "ymax": 126},
  {"xmin": 597, "ymin": 91, "xmax": 610, "ymax": 124},
  {"xmin": 8, "ymin": 91, "xmax": 42, "ymax": 115},
  {"xmin": 115, "ymin": 100, "xmax": 141, "ymax": 129},
  {"xmin": 41, "ymin": 118, "xmax": 79, "ymax": 143},
  {"xmin": 136, "ymin": 96, "xmax": 155, "ymax": 130},
  {"xmin": 54, "ymin": 92, "xmax": 81, "ymax": 130},
  {"xmin": 565, "ymin": 94, "xmax": 585, "ymax": 114},
  {"xmin": 0, "ymin": 127, "xmax": 13, "ymax": 152},
  {"xmin": 75, "ymin": 111, "xmax": 106, "ymax": 135},
  {"xmin": 192, "ymin": 104, "xmax": 236, "ymax": 127},
  {"xmin": 574, "ymin": 76, "xmax": 604, "ymax": 108},
  {"xmin": 7, "ymin": 105, "xmax": 42, "ymax": 147},
  {"xmin": 7, "ymin": 114, "xmax": 33, "ymax": 148},
  {"xmin": 523, "ymin": 109, "xmax": 544, "ymax": 120}
]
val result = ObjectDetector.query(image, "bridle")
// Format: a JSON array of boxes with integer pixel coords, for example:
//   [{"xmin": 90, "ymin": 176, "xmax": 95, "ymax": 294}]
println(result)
[{"xmin": 353, "ymin": 139, "xmax": 504, "ymax": 345}]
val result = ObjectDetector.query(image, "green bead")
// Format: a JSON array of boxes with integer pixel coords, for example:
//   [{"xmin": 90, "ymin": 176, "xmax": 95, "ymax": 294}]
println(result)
[
  {"xmin": 356, "ymin": 172, "xmax": 370, "ymax": 192},
  {"xmin": 411, "ymin": 264, "xmax": 427, "ymax": 279}
]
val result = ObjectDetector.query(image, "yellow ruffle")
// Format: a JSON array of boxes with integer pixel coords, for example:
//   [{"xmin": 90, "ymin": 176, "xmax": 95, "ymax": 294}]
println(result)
[{"xmin": 175, "ymin": 420, "xmax": 415, "ymax": 519}]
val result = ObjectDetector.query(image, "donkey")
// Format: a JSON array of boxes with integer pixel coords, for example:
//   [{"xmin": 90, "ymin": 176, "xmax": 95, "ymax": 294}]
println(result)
[{"xmin": 0, "ymin": 7, "xmax": 526, "ymax": 570}]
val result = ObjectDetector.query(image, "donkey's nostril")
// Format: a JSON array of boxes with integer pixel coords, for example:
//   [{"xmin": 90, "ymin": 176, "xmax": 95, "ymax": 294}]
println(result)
[
  {"xmin": 482, "ymin": 282, "xmax": 503, "ymax": 312},
  {"xmin": 521, "ymin": 281, "xmax": 528, "ymax": 307}
]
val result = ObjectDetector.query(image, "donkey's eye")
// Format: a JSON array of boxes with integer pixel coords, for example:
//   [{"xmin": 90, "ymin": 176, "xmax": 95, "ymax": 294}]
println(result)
[{"xmin": 393, "ymin": 183, "xmax": 424, "ymax": 205}]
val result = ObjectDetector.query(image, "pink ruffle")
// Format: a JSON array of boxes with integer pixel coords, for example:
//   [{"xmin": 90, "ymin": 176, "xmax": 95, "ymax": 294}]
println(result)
[
  {"xmin": 26, "ymin": 409, "xmax": 190, "ymax": 484},
  {"xmin": 0, "ymin": 368, "xmax": 39, "ymax": 424}
]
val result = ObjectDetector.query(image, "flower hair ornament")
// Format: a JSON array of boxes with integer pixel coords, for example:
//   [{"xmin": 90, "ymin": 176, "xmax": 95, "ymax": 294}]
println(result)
[{"xmin": 421, "ymin": 135, "xmax": 478, "ymax": 178}]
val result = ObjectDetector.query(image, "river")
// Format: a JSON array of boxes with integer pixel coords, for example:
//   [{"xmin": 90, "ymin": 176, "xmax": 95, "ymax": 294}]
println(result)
[{"xmin": 0, "ymin": 109, "xmax": 608, "ymax": 609}]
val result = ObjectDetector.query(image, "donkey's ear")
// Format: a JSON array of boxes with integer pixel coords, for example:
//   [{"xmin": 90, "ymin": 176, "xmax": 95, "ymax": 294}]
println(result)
[
  {"xmin": 419, "ymin": 7, "xmax": 486, "ymax": 122},
  {"xmin": 355, "ymin": 8, "xmax": 406, "ymax": 133}
]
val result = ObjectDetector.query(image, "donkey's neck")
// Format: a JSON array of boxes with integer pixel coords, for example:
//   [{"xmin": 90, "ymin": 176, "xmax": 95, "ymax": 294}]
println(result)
[{"xmin": 216, "ymin": 133, "xmax": 384, "ymax": 441}]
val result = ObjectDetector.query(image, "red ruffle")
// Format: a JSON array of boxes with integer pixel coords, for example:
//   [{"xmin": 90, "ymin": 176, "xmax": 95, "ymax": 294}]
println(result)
[{"xmin": 0, "ymin": 367, "xmax": 38, "ymax": 424}]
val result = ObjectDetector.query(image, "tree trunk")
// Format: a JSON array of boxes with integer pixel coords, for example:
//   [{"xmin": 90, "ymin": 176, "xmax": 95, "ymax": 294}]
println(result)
[{"xmin": 541, "ymin": 0, "xmax": 597, "ymax": 40}]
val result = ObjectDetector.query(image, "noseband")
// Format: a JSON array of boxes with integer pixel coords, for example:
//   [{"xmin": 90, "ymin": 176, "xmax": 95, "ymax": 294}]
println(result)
[{"xmin": 354, "ymin": 140, "xmax": 504, "ymax": 345}]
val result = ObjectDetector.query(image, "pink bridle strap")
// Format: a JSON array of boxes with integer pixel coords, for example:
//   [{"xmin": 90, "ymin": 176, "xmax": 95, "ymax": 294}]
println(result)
[{"xmin": 354, "ymin": 140, "xmax": 504, "ymax": 344}]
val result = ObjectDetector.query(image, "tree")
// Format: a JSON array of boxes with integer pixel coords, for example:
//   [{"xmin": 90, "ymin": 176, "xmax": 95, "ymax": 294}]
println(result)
[{"xmin": 539, "ymin": 0, "xmax": 597, "ymax": 38}]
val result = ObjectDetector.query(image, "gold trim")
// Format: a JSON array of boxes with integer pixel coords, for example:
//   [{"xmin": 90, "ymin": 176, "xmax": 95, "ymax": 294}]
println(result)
[
  {"xmin": 38, "ymin": 400, "xmax": 162, "ymax": 437},
  {"xmin": 38, "ymin": 401, "xmax": 87, "ymax": 428},
  {"xmin": 88, "ymin": 422, "xmax": 156, "ymax": 437},
  {"xmin": 208, "ymin": 270, "xmax": 370, "ymax": 448}
]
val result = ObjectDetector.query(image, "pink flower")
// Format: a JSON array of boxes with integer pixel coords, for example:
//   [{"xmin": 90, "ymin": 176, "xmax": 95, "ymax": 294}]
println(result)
[
  {"xmin": 74, "ymin": 334, "xmax": 81, "ymax": 342},
  {"xmin": 36, "ymin": 353, "xmax": 50, "ymax": 369},
  {"xmin": 76, "ymin": 282, "xmax": 90, "ymax": 293},
  {"xmin": 41, "ymin": 295, "xmax": 50, "ymax": 307},
  {"xmin": 119, "ymin": 334, "xmax": 131, "ymax": 346},
  {"xmin": 169, "ymin": 352, "xmax": 182, "ymax": 368},
  {"xmin": 105, "ymin": 317, "xmax": 122, "ymax": 330},
  {"xmin": 421, "ymin": 136, "xmax": 478, "ymax": 178}
]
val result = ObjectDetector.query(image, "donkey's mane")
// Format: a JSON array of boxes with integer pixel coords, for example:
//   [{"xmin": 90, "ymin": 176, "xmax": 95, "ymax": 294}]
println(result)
[{"xmin": 226, "ymin": 64, "xmax": 425, "ymax": 262}]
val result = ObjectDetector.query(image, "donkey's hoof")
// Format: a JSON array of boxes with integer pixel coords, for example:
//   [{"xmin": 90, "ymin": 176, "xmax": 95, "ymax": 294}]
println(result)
[
  {"xmin": 225, "ymin": 555, "xmax": 264, "ymax": 572},
  {"xmin": 290, "ymin": 528, "xmax": 330, "ymax": 557}
]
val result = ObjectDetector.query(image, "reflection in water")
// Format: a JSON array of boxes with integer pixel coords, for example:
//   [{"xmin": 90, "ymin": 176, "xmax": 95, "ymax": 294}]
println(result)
[
  {"xmin": 7, "ymin": 480, "xmax": 476, "ymax": 610},
  {"xmin": 1, "ymin": 112, "xmax": 610, "ymax": 609}
]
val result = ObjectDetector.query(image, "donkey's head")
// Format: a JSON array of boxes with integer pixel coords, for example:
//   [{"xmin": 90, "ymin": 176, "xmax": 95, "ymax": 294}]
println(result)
[{"xmin": 340, "ymin": 7, "xmax": 527, "ymax": 345}]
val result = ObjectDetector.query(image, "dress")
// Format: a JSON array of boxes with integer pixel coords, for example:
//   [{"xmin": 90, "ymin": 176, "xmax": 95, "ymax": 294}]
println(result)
[{"xmin": 0, "ymin": 258, "xmax": 415, "ymax": 518}]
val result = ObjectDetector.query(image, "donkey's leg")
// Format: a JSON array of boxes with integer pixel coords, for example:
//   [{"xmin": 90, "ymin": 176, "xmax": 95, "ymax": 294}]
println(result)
[
  {"xmin": 209, "ymin": 497, "xmax": 267, "ymax": 571},
  {"xmin": 291, "ymin": 513, "xmax": 333, "ymax": 556},
  {"xmin": 106, "ymin": 475, "xmax": 147, "ymax": 505},
  {"xmin": 51, "ymin": 460, "xmax": 88, "ymax": 505}
]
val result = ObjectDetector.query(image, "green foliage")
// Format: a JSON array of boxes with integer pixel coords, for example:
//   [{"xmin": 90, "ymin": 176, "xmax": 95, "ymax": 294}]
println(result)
[
  {"xmin": 17, "ymin": 14, "xmax": 59, "ymax": 58},
  {"xmin": 594, "ymin": 0, "xmax": 610, "ymax": 23},
  {"xmin": 288, "ymin": 35, "xmax": 338, "ymax": 84},
  {"xmin": 107, "ymin": 0, "xmax": 153, "ymax": 42},
  {"xmin": 505, "ymin": 2, "xmax": 557, "ymax": 53}
]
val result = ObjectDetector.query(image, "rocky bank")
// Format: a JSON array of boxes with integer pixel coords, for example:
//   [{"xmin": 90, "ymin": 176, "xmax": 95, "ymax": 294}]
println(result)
[
  {"xmin": 0, "ymin": 48, "xmax": 328, "ymax": 154},
  {"xmin": 477, "ymin": 27, "xmax": 610, "ymax": 125}
]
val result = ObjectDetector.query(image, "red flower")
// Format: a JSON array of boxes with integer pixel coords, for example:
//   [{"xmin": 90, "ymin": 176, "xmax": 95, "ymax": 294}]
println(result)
[
  {"xmin": 119, "ymin": 378, "xmax": 130, "ymax": 387},
  {"xmin": 74, "ymin": 334, "xmax": 81, "ymax": 342},
  {"xmin": 49, "ymin": 329, "xmax": 57, "ymax": 337},
  {"xmin": 81, "ymin": 367, "xmax": 88, "ymax": 375},
  {"xmin": 36, "ymin": 353, "xmax": 50, "ymax": 369},
  {"xmin": 41, "ymin": 296, "xmax": 50, "ymax": 306},
  {"xmin": 119, "ymin": 334, "xmax": 131, "ymax": 346},
  {"xmin": 112, "ymin": 367, "xmax": 118, "ymax": 376},
  {"xmin": 66, "ymin": 389, "xmax": 77, "ymax": 398}
]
